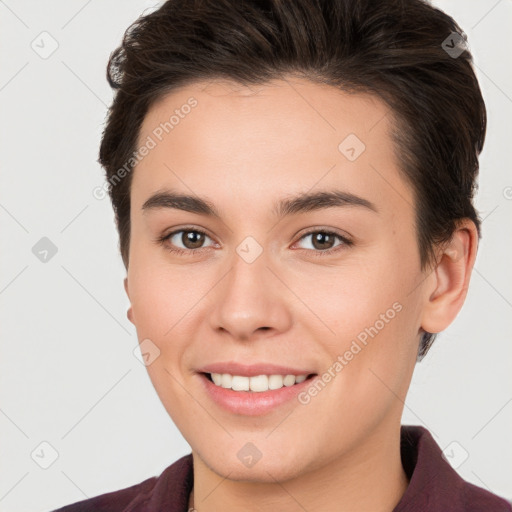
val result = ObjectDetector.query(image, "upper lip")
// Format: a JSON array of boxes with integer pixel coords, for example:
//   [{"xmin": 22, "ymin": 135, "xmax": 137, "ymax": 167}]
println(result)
[{"xmin": 198, "ymin": 362, "xmax": 316, "ymax": 377}]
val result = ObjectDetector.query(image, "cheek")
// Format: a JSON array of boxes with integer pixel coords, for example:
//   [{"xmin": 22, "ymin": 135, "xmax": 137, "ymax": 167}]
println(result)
[
  {"xmin": 126, "ymin": 261, "xmax": 206, "ymax": 424},
  {"xmin": 300, "ymin": 239, "xmax": 420, "ymax": 396},
  {"xmin": 128, "ymin": 229, "xmax": 199, "ymax": 318},
  {"xmin": 293, "ymin": 252, "xmax": 409, "ymax": 347},
  {"xmin": 127, "ymin": 251, "xmax": 223, "ymax": 376}
]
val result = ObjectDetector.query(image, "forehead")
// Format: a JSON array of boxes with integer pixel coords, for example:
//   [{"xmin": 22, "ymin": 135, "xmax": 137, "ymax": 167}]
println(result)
[{"xmin": 132, "ymin": 78, "xmax": 413, "ymax": 221}]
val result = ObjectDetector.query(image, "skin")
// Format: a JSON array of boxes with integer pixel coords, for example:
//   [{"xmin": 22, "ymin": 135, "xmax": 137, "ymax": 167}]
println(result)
[{"xmin": 123, "ymin": 77, "xmax": 478, "ymax": 511}]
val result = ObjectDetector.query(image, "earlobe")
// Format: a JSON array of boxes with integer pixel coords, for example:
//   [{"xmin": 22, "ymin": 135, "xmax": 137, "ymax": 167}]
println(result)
[
  {"xmin": 124, "ymin": 277, "xmax": 135, "ymax": 324},
  {"xmin": 420, "ymin": 220, "xmax": 478, "ymax": 334}
]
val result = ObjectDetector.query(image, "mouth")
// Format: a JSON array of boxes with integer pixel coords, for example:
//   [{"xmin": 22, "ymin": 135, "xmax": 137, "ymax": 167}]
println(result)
[
  {"xmin": 198, "ymin": 371, "xmax": 318, "ymax": 416},
  {"xmin": 201, "ymin": 372, "xmax": 317, "ymax": 392}
]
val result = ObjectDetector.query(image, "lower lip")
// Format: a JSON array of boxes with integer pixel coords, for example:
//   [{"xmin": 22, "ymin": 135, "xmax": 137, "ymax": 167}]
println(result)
[{"xmin": 198, "ymin": 373, "xmax": 317, "ymax": 416}]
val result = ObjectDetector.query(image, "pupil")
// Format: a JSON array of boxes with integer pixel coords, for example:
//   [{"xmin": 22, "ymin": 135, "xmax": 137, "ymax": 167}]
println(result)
[
  {"xmin": 184, "ymin": 231, "xmax": 204, "ymax": 249},
  {"xmin": 313, "ymin": 232, "xmax": 333, "ymax": 250}
]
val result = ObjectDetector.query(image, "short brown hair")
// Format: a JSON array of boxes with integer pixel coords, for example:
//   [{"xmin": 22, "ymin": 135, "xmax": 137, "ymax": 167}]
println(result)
[{"xmin": 99, "ymin": 0, "xmax": 486, "ymax": 359}]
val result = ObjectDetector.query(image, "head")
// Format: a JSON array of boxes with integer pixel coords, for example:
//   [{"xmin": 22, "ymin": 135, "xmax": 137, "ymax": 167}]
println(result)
[{"xmin": 99, "ymin": 0, "xmax": 485, "ymax": 482}]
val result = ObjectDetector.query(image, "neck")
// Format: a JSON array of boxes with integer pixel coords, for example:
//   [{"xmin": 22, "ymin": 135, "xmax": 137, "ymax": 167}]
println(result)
[{"xmin": 190, "ymin": 422, "xmax": 409, "ymax": 512}]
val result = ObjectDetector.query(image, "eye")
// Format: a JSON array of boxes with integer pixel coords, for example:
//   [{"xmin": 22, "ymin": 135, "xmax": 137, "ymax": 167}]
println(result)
[
  {"xmin": 157, "ymin": 227, "xmax": 216, "ymax": 256},
  {"xmin": 156, "ymin": 227, "xmax": 353, "ymax": 257},
  {"xmin": 294, "ymin": 229, "xmax": 352, "ymax": 256}
]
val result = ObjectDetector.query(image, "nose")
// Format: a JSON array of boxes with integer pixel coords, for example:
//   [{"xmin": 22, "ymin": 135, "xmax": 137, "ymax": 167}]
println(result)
[{"xmin": 208, "ymin": 246, "xmax": 293, "ymax": 342}]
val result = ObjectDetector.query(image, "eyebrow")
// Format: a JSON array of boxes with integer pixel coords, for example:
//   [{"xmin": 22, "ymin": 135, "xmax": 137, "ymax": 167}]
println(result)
[{"xmin": 141, "ymin": 188, "xmax": 378, "ymax": 218}]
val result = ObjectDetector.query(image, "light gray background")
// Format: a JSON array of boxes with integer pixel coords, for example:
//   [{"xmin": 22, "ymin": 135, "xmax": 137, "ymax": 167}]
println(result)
[{"xmin": 0, "ymin": 1, "xmax": 511, "ymax": 511}]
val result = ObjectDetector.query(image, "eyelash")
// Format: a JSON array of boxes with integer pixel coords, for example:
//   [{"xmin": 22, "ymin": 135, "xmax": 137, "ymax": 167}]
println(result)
[{"xmin": 156, "ymin": 227, "xmax": 353, "ymax": 258}]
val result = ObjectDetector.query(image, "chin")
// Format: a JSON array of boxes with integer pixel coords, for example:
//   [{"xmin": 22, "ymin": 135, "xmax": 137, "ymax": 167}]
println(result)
[{"xmin": 196, "ymin": 444, "xmax": 312, "ymax": 483}]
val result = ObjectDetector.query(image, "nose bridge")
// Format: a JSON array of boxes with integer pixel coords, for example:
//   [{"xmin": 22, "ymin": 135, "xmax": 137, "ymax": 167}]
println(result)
[
  {"xmin": 209, "ymin": 235, "xmax": 292, "ymax": 339},
  {"xmin": 231, "ymin": 235, "xmax": 269, "ymax": 290}
]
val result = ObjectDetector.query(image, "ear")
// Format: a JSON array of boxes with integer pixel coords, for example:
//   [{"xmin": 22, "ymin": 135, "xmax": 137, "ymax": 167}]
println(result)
[
  {"xmin": 124, "ymin": 277, "xmax": 134, "ymax": 324},
  {"xmin": 420, "ymin": 219, "xmax": 479, "ymax": 335}
]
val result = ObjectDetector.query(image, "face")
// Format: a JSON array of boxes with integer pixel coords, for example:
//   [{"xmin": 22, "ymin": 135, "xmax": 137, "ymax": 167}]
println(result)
[{"xmin": 125, "ymin": 78, "xmax": 427, "ymax": 482}]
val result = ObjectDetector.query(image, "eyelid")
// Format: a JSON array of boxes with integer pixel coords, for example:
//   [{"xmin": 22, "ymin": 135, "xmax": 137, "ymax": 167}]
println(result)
[
  {"xmin": 294, "ymin": 226, "xmax": 353, "ymax": 244},
  {"xmin": 157, "ymin": 225, "xmax": 216, "ymax": 252},
  {"xmin": 157, "ymin": 225, "xmax": 353, "ymax": 256},
  {"xmin": 291, "ymin": 228, "xmax": 353, "ymax": 256}
]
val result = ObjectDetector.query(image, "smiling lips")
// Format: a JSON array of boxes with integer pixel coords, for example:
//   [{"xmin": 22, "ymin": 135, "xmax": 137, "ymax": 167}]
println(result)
[
  {"xmin": 198, "ymin": 361, "xmax": 316, "ymax": 377},
  {"xmin": 196, "ymin": 362, "xmax": 318, "ymax": 415},
  {"xmin": 198, "ymin": 362, "xmax": 315, "ymax": 391},
  {"xmin": 209, "ymin": 372, "xmax": 309, "ymax": 392}
]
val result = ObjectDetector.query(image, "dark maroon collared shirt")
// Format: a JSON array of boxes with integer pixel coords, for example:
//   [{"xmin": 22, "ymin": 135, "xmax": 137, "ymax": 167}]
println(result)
[{"xmin": 52, "ymin": 425, "xmax": 511, "ymax": 511}]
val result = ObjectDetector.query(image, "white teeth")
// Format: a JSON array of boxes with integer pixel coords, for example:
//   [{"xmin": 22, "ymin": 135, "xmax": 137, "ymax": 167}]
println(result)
[
  {"xmin": 209, "ymin": 373, "xmax": 310, "ymax": 392},
  {"xmin": 283, "ymin": 375, "xmax": 296, "ymax": 387},
  {"xmin": 211, "ymin": 373, "xmax": 222, "ymax": 386},
  {"xmin": 249, "ymin": 374, "xmax": 268, "ymax": 392},
  {"xmin": 220, "ymin": 373, "xmax": 232, "ymax": 388},
  {"xmin": 231, "ymin": 375, "xmax": 249, "ymax": 391},
  {"xmin": 268, "ymin": 374, "xmax": 284, "ymax": 390}
]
